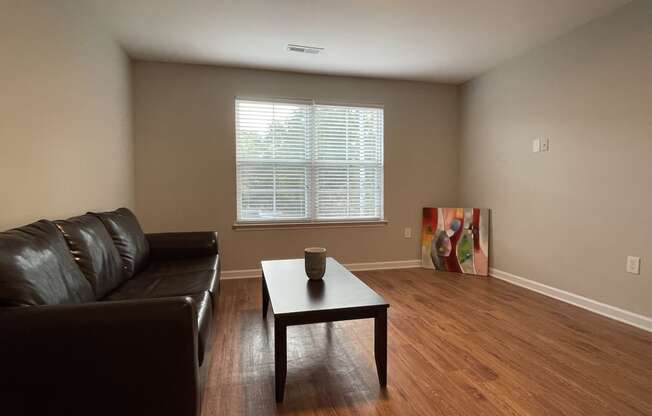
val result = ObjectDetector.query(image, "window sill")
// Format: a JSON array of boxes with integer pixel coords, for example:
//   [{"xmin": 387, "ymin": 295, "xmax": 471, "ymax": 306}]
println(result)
[{"xmin": 232, "ymin": 220, "xmax": 388, "ymax": 231}]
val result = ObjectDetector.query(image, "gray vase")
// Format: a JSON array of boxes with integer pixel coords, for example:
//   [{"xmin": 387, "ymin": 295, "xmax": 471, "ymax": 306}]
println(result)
[{"xmin": 304, "ymin": 247, "xmax": 327, "ymax": 280}]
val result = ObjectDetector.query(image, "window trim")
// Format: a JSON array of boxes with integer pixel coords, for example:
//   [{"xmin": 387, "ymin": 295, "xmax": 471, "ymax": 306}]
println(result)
[
  {"xmin": 234, "ymin": 96, "xmax": 385, "ymax": 225},
  {"xmin": 232, "ymin": 219, "xmax": 388, "ymax": 231}
]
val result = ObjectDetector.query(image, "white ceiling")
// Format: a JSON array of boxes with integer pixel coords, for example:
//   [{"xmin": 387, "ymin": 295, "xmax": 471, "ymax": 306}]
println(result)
[{"xmin": 84, "ymin": 0, "xmax": 631, "ymax": 84}]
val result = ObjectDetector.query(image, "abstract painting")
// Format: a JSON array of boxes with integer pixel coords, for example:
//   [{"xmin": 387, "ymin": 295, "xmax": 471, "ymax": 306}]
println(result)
[{"xmin": 421, "ymin": 207, "xmax": 489, "ymax": 276}]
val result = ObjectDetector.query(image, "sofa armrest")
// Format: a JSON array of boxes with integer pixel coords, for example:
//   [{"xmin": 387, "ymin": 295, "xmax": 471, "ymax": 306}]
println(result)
[
  {"xmin": 146, "ymin": 231, "xmax": 219, "ymax": 260},
  {"xmin": 0, "ymin": 297, "xmax": 200, "ymax": 416}
]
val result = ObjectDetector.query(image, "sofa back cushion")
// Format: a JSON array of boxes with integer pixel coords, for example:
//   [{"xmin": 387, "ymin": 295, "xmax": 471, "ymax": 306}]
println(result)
[
  {"xmin": 0, "ymin": 220, "xmax": 95, "ymax": 306},
  {"xmin": 55, "ymin": 215, "xmax": 125, "ymax": 299},
  {"xmin": 90, "ymin": 208, "xmax": 150, "ymax": 278}
]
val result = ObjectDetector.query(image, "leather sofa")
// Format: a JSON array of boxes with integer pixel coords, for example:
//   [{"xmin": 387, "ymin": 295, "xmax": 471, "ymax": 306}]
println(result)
[{"xmin": 0, "ymin": 208, "xmax": 219, "ymax": 416}]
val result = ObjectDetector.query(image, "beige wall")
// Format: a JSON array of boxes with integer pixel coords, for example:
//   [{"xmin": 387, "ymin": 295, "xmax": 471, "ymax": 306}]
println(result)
[
  {"xmin": 0, "ymin": 0, "xmax": 134, "ymax": 230},
  {"xmin": 132, "ymin": 62, "xmax": 460, "ymax": 270},
  {"xmin": 460, "ymin": 0, "xmax": 652, "ymax": 317}
]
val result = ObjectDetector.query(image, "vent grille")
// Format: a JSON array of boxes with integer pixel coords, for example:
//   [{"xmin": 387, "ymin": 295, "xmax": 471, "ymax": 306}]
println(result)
[{"xmin": 287, "ymin": 44, "xmax": 323, "ymax": 55}]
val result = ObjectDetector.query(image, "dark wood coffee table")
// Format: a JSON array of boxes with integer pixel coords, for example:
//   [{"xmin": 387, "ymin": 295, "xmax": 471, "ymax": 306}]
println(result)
[{"xmin": 261, "ymin": 257, "xmax": 389, "ymax": 402}]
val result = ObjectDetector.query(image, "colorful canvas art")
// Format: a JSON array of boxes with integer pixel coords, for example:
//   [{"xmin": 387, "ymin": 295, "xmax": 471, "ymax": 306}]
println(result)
[{"xmin": 421, "ymin": 207, "xmax": 489, "ymax": 276}]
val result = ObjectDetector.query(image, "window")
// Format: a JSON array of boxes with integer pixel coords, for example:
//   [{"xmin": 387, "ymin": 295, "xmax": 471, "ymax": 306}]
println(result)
[{"xmin": 236, "ymin": 98, "xmax": 384, "ymax": 223}]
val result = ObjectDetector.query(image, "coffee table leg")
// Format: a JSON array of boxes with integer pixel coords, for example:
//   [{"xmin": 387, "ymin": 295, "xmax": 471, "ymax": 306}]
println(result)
[
  {"xmin": 262, "ymin": 272, "xmax": 269, "ymax": 318},
  {"xmin": 274, "ymin": 320, "xmax": 287, "ymax": 402},
  {"xmin": 374, "ymin": 308, "xmax": 387, "ymax": 387}
]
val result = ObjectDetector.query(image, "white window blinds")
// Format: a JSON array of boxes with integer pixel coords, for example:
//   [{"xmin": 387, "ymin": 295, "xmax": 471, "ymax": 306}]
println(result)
[{"xmin": 236, "ymin": 99, "xmax": 384, "ymax": 223}]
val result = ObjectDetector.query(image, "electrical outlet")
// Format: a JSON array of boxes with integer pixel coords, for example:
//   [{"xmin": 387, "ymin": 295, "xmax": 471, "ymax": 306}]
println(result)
[
  {"xmin": 540, "ymin": 138, "xmax": 549, "ymax": 152},
  {"xmin": 404, "ymin": 228, "xmax": 412, "ymax": 238},
  {"xmin": 532, "ymin": 139, "xmax": 541, "ymax": 153},
  {"xmin": 626, "ymin": 256, "xmax": 640, "ymax": 274}
]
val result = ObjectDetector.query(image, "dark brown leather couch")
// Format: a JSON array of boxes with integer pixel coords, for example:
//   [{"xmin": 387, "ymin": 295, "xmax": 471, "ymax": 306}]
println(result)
[{"xmin": 0, "ymin": 208, "xmax": 219, "ymax": 416}]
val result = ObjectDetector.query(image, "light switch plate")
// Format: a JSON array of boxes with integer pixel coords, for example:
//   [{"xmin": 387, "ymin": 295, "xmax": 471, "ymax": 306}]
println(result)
[
  {"xmin": 404, "ymin": 228, "xmax": 412, "ymax": 238},
  {"xmin": 532, "ymin": 139, "xmax": 541, "ymax": 153},
  {"xmin": 626, "ymin": 256, "xmax": 640, "ymax": 274},
  {"xmin": 540, "ymin": 138, "xmax": 549, "ymax": 152}
]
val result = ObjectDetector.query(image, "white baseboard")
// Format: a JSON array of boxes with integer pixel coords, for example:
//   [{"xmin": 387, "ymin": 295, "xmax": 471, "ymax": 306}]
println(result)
[
  {"xmin": 345, "ymin": 259, "xmax": 421, "ymax": 271},
  {"xmin": 490, "ymin": 267, "xmax": 652, "ymax": 333},
  {"xmin": 221, "ymin": 259, "xmax": 421, "ymax": 280},
  {"xmin": 220, "ymin": 268, "xmax": 262, "ymax": 280}
]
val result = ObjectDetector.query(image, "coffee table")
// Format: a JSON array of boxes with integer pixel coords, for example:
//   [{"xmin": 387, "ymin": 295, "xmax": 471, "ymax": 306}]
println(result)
[{"xmin": 261, "ymin": 257, "xmax": 390, "ymax": 402}]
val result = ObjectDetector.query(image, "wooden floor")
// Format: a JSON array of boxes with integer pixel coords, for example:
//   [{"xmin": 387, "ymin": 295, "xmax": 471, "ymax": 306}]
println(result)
[{"xmin": 202, "ymin": 268, "xmax": 652, "ymax": 415}]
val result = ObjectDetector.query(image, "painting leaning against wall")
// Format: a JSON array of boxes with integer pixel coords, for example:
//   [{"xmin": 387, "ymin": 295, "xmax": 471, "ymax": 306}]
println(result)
[{"xmin": 421, "ymin": 207, "xmax": 489, "ymax": 276}]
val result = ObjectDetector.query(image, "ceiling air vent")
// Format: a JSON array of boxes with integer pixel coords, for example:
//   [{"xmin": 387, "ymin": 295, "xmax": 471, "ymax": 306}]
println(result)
[{"xmin": 287, "ymin": 44, "xmax": 323, "ymax": 55}]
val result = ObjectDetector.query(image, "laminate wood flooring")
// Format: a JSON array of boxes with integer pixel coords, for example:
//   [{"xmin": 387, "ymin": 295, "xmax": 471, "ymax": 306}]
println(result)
[{"xmin": 202, "ymin": 268, "xmax": 652, "ymax": 415}]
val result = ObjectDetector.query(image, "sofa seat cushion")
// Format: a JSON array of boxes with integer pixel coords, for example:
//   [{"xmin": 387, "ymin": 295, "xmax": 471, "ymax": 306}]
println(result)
[
  {"xmin": 90, "ymin": 208, "xmax": 149, "ymax": 278},
  {"xmin": 55, "ymin": 215, "xmax": 125, "ymax": 299},
  {"xmin": 103, "ymin": 269, "xmax": 219, "ymax": 302},
  {"xmin": 143, "ymin": 255, "xmax": 219, "ymax": 277},
  {"xmin": 0, "ymin": 220, "xmax": 95, "ymax": 306},
  {"xmin": 189, "ymin": 291, "xmax": 213, "ymax": 366}
]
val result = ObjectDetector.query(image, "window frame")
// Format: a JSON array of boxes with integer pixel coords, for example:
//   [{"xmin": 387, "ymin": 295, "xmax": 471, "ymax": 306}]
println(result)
[{"xmin": 234, "ymin": 97, "xmax": 385, "ymax": 227}]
